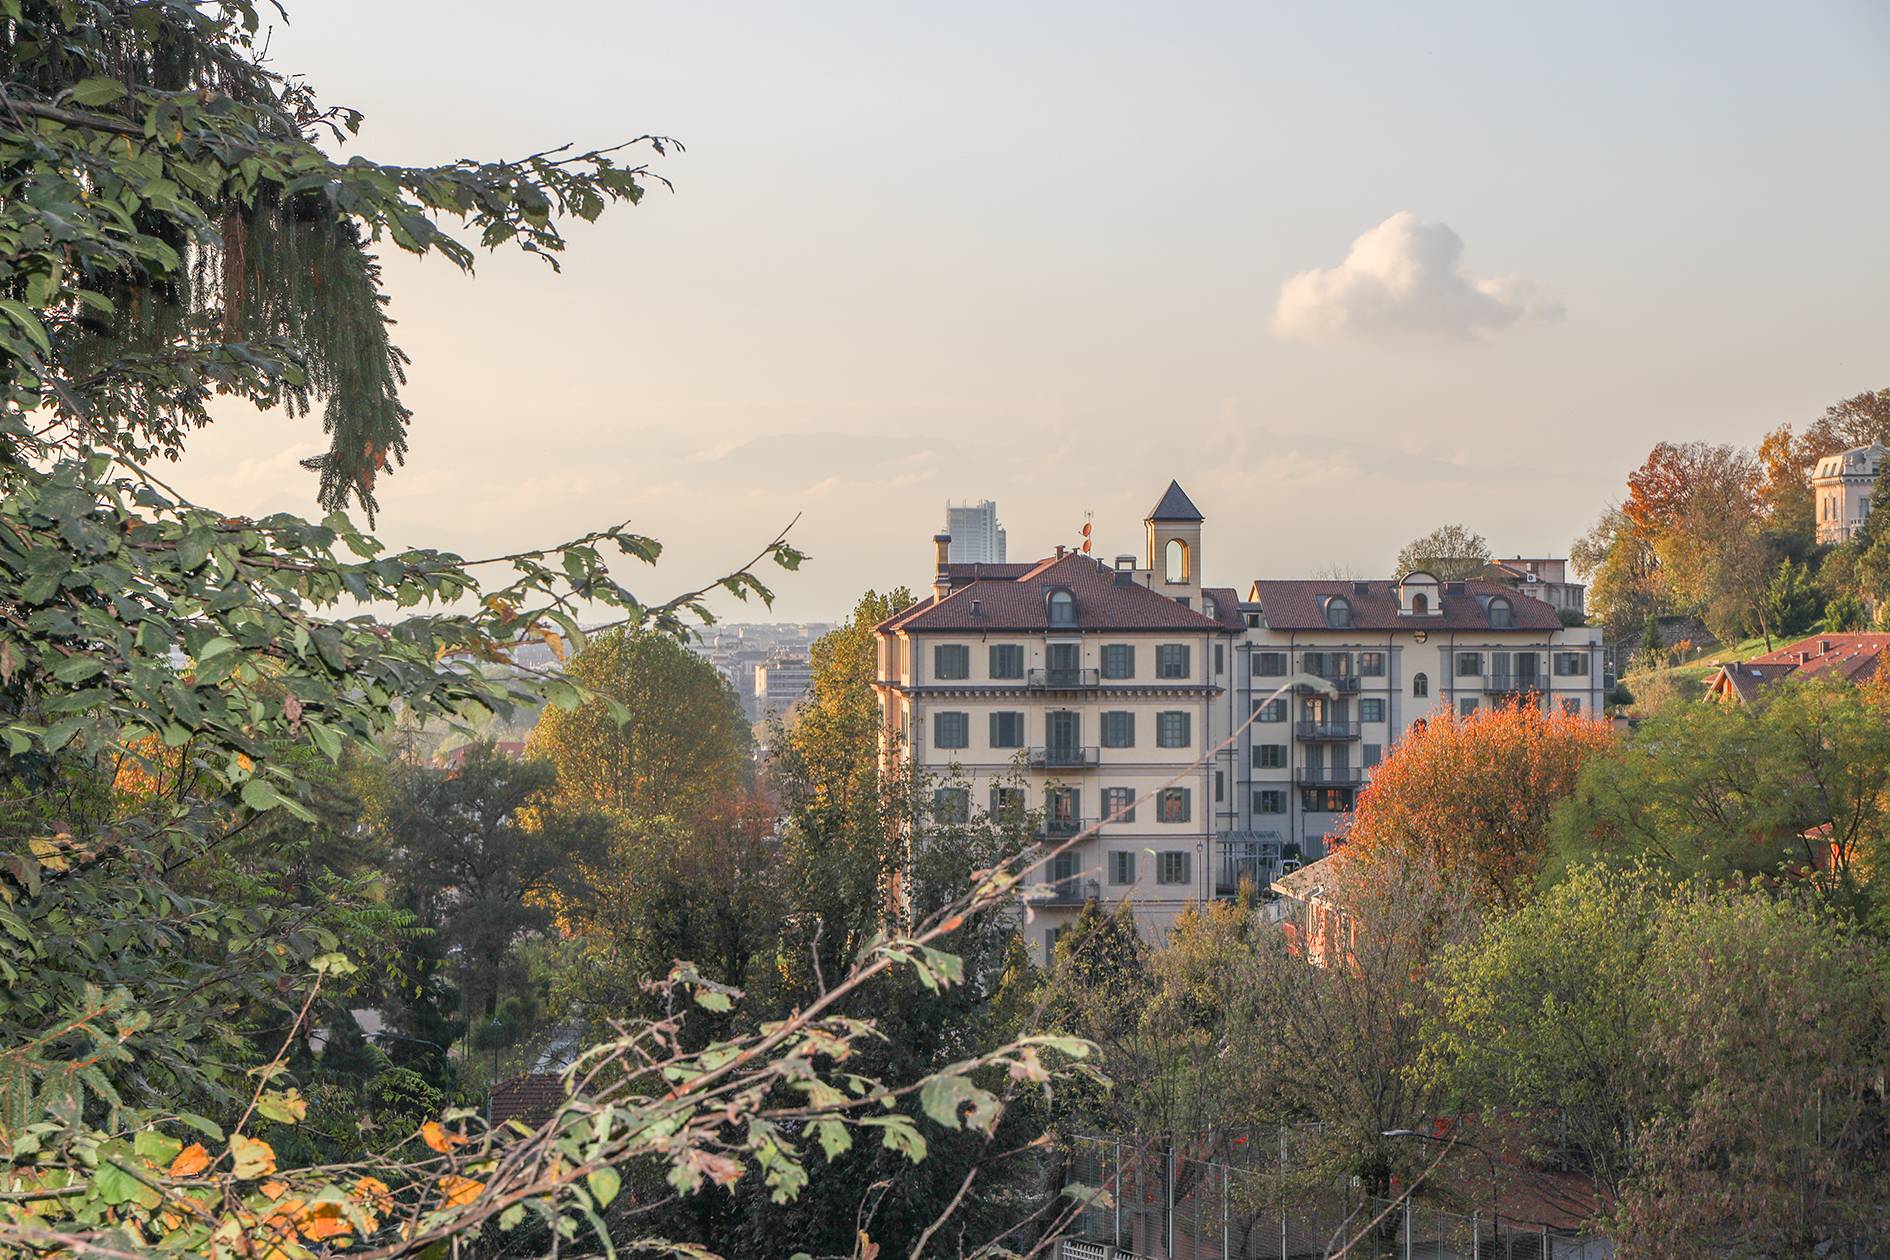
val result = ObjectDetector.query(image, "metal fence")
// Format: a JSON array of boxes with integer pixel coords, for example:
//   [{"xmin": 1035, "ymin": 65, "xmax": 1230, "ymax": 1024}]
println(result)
[{"xmin": 1058, "ymin": 1135, "xmax": 1606, "ymax": 1260}]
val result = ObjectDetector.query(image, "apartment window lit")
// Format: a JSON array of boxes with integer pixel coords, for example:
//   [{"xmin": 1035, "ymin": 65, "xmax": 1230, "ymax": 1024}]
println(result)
[
  {"xmin": 1325, "ymin": 596, "xmax": 1353, "ymax": 629},
  {"xmin": 988, "ymin": 644, "xmax": 1024, "ymax": 679},
  {"xmin": 1301, "ymin": 787, "xmax": 1353, "ymax": 813},
  {"xmin": 1456, "ymin": 652, "xmax": 1484, "ymax": 677},
  {"xmin": 1164, "ymin": 538, "xmax": 1189, "ymax": 584},
  {"xmin": 1158, "ymin": 787, "xmax": 1191, "ymax": 823},
  {"xmin": 934, "ymin": 644, "xmax": 969, "ymax": 680},
  {"xmin": 1413, "ymin": 672, "xmax": 1429, "ymax": 697},
  {"xmin": 1100, "ymin": 711, "xmax": 1136, "ymax": 748},
  {"xmin": 1047, "ymin": 589, "xmax": 1076, "ymax": 627},
  {"xmin": 933, "ymin": 711, "xmax": 969, "ymax": 749},
  {"xmin": 989, "ymin": 711, "xmax": 1025, "ymax": 749},
  {"xmin": 932, "ymin": 787, "xmax": 970, "ymax": 824},
  {"xmin": 1489, "ymin": 596, "xmax": 1515, "ymax": 628},
  {"xmin": 1254, "ymin": 789, "xmax": 1286, "ymax": 814},
  {"xmin": 1156, "ymin": 711, "xmax": 1191, "ymax": 748},
  {"xmin": 1157, "ymin": 644, "xmax": 1191, "ymax": 678},
  {"xmin": 1359, "ymin": 652, "xmax": 1386, "ymax": 676},
  {"xmin": 1254, "ymin": 651, "xmax": 1288, "ymax": 677},
  {"xmin": 1109, "ymin": 850, "xmax": 1137, "ymax": 885},
  {"xmin": 1100, "ymin": 644, "xmax": 1135, "ymax": 679},
  {"xmin": 1253, "ymin": 743, "xmax": 1286, "ymax": 769},
  {"xmin": 1102, "ymin": 786, "xmax": 1136, "ymax": 823},
  {"xmin": 1156, "ymin": 850, "xmax": 1191, "ymax": 884},
  {"xmin": 990, "ymin": 786, "xmax": 1025, "ymax": 823},
  {"xmin": 1360, "ymin": 698, "xmax": 1385, "ymax": 723}
]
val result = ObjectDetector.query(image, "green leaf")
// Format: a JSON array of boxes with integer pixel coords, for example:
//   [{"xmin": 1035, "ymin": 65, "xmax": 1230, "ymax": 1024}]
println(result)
[
  {"xmin": 240, "ymin": 778, "xmax": 282, "ymax": 811},
  {"xmin": 586, "ymin": 1165, "xmax": 620, "ymax": 1208},
  {"xmin": 500, "ymin": 1203, "xmax": 527, "ymax": 1231},
  {"xmin": 133, "ymin": 1130, "xmax": 182, "ymax": 1167},
  {"xmin": 70, "ymin": 77, "xmax": 128, "ymax": 107},
  {"xmin": 919, "ymin": 1073, "xmax": 1001, "ymax": 1134}
]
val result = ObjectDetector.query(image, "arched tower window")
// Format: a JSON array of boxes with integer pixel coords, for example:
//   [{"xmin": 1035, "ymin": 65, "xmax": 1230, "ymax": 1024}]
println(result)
[
  {"xmin": 1047, "ymin": 589, "xmax": 1076, "ymax": 627},
  {"xmin": 1413, "ymin": 671, "xmax": 1429, "ymax": 698},
  {"xmin": 1164, "ymin": 538, "xmax": 1189, "ymax": 584}
]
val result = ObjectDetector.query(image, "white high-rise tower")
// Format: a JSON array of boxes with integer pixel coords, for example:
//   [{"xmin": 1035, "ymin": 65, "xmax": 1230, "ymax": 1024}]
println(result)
[{"xmin": 943, "ymin": 499, "xmax": 1007, "ymax": 564}]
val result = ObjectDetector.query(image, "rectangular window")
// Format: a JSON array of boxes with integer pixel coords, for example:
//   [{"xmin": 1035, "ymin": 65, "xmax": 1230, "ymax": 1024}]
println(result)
[
  {"xmin": 1214, "ymin": 644, "xmax": 1225, "ymax": 675},
  {"xmin": 1157, "ymin": 644, "xmax": 1191, "ymax": 678},
  {"xmin": 1300, "ymin": 787, "xmax": 1354, "ymax": 813},
  {"xmin": 1254, "ymin": 789, "xmax": 1286, "ymax": 814},
  {"xmin": 1360, "ymin": 698, "xmax": 1386, "ymax": 723},
  {"xmin": 932, "ymin": 787, "xmax": 969, "ymax": 823},
  {"xmin": 1100, "ymin": 644, "xmax": 1135, "ymax": 679},
  {"xmin": 1102, "ymin": 786, "xmax": 1136, "ymax": 823},
  {"xmin": 1254, "ymin": 651, "xmax": 1288, "ymax": 677},
  {"xmin": 1554, "ymin": 651, "xmax": 1590, "ymax": 677},
  {"xmin": 1216, "ymin": 768, "xmax": 1225, "ymax": 802},
  {"xmin": 1109, "ymin": 850, "xmax": 1137, "ymax": 886},
  {"xmin": 1158, "ymin": 787, "xmax": 1191, "ymax": 823},
  {"xmin": 1157, "ymin": 711, "xmax": 1191, "ymax": 748},
  {"xmin": 990, "ymin": 786, "xmax": 1025, "ymax": 822},
  {"xmin": 1253, "ymin": 743, "xmax": 1287, "ymax": 769},
  {"xmin": 933, "ymin": 711, "xmax": 969, "ymax": 749},
  {"xmin": 1255, "ymin": 698, "xmax": 1287, "ymax": 722},
  {"xmin": 1561, "ymin": 697, "xmax": 1582, "ymax": 715},
  {"xmin": 1456, "ymin": 651, "xmax": 1484, "ymax": 677},
  {"xmin": 1458, "ymin": 697, "xmax": 1479, "ymax": 716},
  {"xmin": 934, "ymin": 644, "xmax": 969, "ymax": 680},
  {"xmin": 1359, "ymin": 651, "xmax": 1387, "ymax": 676},
  {"xmin": 1100, "ymin": 711, "xmax": 1136, "ymax": 748},
  {"xmin": 989, "ymin": 711, "xmax": 1024, "ymax": 748},
  {"xmin": 988, "ymin": 644, "xmax": 1024, "ymax": 679},
  {"xmin": 1364, "ymin": 743, "xmax": 1383, "ymax": 767},
  {"xmin": 1157, "ymin": 851, "xmax": 1192, "ymax": 885}
]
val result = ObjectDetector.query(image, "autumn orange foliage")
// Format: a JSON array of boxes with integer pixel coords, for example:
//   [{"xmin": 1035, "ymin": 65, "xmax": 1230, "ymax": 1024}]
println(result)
[{"xmin": 1344, "ymin": 702, "xmax": 1616, "ymax": 907}]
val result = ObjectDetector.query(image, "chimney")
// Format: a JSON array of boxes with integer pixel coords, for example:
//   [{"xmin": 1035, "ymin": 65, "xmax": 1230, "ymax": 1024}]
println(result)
[
  {"xmin": 932, "ymin": 533, "xmax": 951, "ymax": 604},
  {"xmin": 1055, "ymin": 544, "xmax": 1066, "ymax": 559}
]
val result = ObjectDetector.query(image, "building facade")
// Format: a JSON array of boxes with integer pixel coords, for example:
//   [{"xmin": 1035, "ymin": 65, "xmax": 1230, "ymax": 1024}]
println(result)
[
  {"xmin": 1482, "ymin": 557, "xmax": 1585, "ymax": 619},
  {"xmin": 943, "ymin": 499, "xmax": 1008, "ymax": 564},
  {"xmin": 1812, "ymin": 443, "xmax": 1885, "ymax": 545},
  {"xmin": 753, "ymin": 653, "xmax": 813, "ymax": 717},
  {"xmin": 1230, "ymin": 569, "xmax": 1605, "ymax": 862}
]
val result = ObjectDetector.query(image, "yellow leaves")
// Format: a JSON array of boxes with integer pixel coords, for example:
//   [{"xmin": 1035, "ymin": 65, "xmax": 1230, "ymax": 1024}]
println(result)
[
  {"xmin": 352, "ymin": 1175, "xmax": 393, "ymax": 1212},
  {"xmin": 437, "ymin": 1174, "xmax": 484, "ymax": 1208},
  {"xmin": 254, "ymin": 1087, "xmax": 307, "ymax": 1125},
  {"xmin": 27, "ymin": 834, "xmax": 71, "ymax": 873},
  {"xmin": 420, "ymin": 1120, "xmax": 469, "ymax": 1153},
  {"xmin": 229, "ymin": 1134, "xmax": 276, "ymax": 1180},
  {"xmin": 297, "ymin": 1201, "xmax": 353, "ymax": 1241},
  {"xmin": 168, "ymin": 1143, "xmax": 211, "ymax": 1178}
]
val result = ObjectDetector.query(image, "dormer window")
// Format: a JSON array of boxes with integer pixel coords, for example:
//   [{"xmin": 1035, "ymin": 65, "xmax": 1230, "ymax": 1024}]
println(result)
[
  {"xmin": 1411, "ymin": 593, "xmax": 1428, "ymax": 614},
  {"xmin": 1324, "ymin": 596, "xmax": 1353, "ymax": 629},
  {"xmin": 1047, "ymin": 588, "xmax": 1077, "ymax": 627},
  {"xmin": 1489, "ymin": 596, "xmax": 1515, "ymax": 629}
]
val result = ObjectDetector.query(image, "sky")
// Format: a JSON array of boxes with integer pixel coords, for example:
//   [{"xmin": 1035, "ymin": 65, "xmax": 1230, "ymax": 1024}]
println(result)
[{"xmin": 174, "ymin": 1, "xmax": 1890, "ymax": 622}]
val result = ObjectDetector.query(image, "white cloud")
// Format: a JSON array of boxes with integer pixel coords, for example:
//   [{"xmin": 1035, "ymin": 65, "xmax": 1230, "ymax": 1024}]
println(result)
[{"xmin": 1270, "ymin": 212, "xmax": 1564, "ymax": 346}]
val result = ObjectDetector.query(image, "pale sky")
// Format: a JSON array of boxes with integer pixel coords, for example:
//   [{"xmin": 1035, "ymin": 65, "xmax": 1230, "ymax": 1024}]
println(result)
[{"xmin": 176, "ymin": 1, "xmax": 1890, "ymax": 622}]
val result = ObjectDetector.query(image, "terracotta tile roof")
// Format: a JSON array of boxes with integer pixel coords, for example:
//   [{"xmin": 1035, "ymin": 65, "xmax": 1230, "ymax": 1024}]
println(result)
[
  {"xmin": 1707, "ymin": 632, "xmax": 1890, "ymax": 700},
  {"xmin": 1248, "ymin": 578, "xmax": 1566, "ymax": 632},
  {"xmin": 943, "ymin": 562, "xmax": 1034, "ymax": 583},
  {"xmin": 488, "ymin": 1073, "xmax": 565, "ymax": 1128},
  {"xmin": 883, "ymin": 552, "xmax": 1231, "ymax": 634}
]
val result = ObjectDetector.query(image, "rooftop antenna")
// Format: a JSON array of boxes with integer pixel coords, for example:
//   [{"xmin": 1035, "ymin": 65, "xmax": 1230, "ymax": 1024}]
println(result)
[{"xmin": 1080, "ymin": 510, "xmax": 1093, "ymax": 555}]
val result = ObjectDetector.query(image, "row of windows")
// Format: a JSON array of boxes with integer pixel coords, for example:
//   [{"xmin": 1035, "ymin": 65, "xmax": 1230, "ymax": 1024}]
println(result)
[
  {"xmin": 1253, "ymin": 649, "xmax": 1590, "ymax": 679},
  {"xmin": 932, "ymin": 642, "xmax": 1195, "ymax": 681},
  {"xmin": 1457, "ymin": 696, "xmax": 1584, "ymax": 716},
  {"xmin": 1251, "ymin": 744, "xmax": 1383, "ymax": 769},
  {"xmin": 1252, "ymin": 787, "xmax": 1355, "ymax": 814},
  {"xmin": 935, "ymin": 785, "xmax": 1194, "ymax": 825},
  {"xmin": 931, "ymin": 709, "xmax": 1193, "ymax": 750}
]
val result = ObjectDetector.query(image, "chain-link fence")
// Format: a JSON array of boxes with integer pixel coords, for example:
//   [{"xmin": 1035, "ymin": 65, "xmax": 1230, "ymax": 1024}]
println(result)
[{"xmin": 1058, "ymin": 1134, "xmax": 1604, "ymax": 1260}]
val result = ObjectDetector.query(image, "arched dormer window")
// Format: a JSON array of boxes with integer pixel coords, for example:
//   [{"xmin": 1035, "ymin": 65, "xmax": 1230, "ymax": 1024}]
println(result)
[
  {"xmin": 1489, "ymin": 596, "xmax": 1514, "ymax": 629},
  {"xmin": 1411, "ymin": 592, "xmax": 1429, "ymax": 614},
  {"xmin": 1413, "ymin": 671, "xmax": 1429, "ymax": 698},
  {"xmin": 1164, "ymin": 538, "xmax": 1189, "ymax": 584},
  {"xmin": 1325, "ymin": 596, "xmax": 1352, "ymax": 629},
  {"xmin": 1047, "ymin": 588, "xmax": 1076, "ymax": 627}
]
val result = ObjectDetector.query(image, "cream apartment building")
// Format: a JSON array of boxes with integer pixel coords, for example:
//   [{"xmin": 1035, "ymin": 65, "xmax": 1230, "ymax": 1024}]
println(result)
[
  {"xmin": 1229, "ymin": 568, "xmax": 1606, "ymax": 863},
  {"xmin": 1813, "ymin": 442, "xmax": 1885, "ymax": 545},
  {"xmin": 875, "ymin": 483, "xmax": 1242, "ymax": 963}
]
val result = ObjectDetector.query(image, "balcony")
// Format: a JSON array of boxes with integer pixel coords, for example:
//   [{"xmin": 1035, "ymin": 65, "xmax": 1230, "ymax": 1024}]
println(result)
[
  {"xmin": 1293, "ymin": 765, "xmax": 1362, "ymax": 786},
  {"xmin": 1024, "ymin": 876, "xmax": 1100, "ymax": 907},
  {"xmin": 1484, "ymin": 677, "xmax": 1544, "ymax": 697},
  {"xmin": 1295, "ymin": 720, "xmax": 1361, "ymax": 742},
  {"xmin": 1029, "ymin": 745, "xmax": 1100, "ymax": 769},
  {"xmin": 1296, "ymin": 674, "xmax": 1361, "ymax": 695},
  {"xmin": 1026, "ymin": 667, "xmax": 1101, "ymax": 690},
  {"xmin": 1040, "ymin": 815, "xmax": 1085, "ymax": 840}
]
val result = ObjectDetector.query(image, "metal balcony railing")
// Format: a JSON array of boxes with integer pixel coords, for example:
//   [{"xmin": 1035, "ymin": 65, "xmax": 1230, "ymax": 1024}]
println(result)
[
  {"xmin": 1024, "ymin": 876, "xmax": 1100, "ymax": 907},
  {"xmin": 1296, "ymin": 674, "xmax": 1361, "ymax": 694},
  {"xmin": 1294, "ymin": 720, "xmax": 1362, "ymax": 741},
  {"xmin": 1029, "ymin": 745, "xmax": 1101, "ymax": 769},
  {"xmin": 1293, "ymin": 765, "xmax": 1362, "ymax": 785},
  {"xmin": 1484, "ymin": 677, "xmax": 1543, "ymax": 695},
  {"xmin": 1040, "ymin": 815, "xmax": 1085, "ymax": 840},
  {"xmin": 1026, "ymin": 667, "xmax": 1101, "ymax": 690}
]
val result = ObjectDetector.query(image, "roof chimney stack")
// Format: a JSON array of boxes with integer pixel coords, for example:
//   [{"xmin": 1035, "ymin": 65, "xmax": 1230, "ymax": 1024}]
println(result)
[{"xmin": 932, "ymin": 533, "xmax": 952, "ymax": 604}]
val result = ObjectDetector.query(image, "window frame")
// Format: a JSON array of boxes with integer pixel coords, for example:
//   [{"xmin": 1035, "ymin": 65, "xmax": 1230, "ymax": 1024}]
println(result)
[
  {"xmin": 1156, "ymin": 710, "xmax": 1192, "ymax": 748},
  {"xmin": 933, "ymin": 710, "xmax": 969, "ymax": 749},
  {"xmin": 1102, "ymin": 786, "xmax": 1136, "ymax": 823},
  {"xmin": 1156, "ymin": 644, "xmax": 1192, "ymax": 679},
  {"xmin": 1157, "ymin": 786, "xmax": 1191, "ymax": 824},
  {"xmin": 1100, "ymin": 644, "xmax": 1135, "ymax": 680},
  {"xmin": 989, "ymin": 710, "xmax": 1025, "ymax": 749},
  {"xmin": 1100, "ymin": 710, "xmax": 1136, "ymax": 749},
  {"xmin": 1047, "ymin": 588, "xmax": 1077, "ymax": 627},
  {"xmin": 933, "ymin": 643, "xmax": 970, "ymax": 680},
  {"xmin": 1109, "ymin": 850, "xmax": 1137, "ymax": 886},
  {"xmin": 988, "ymin": 643, "xmax": 1025, "ymax": 680},
  {"xmin": 1156, "ymin": 850, "xmax": 1192, "ymax": 885}
]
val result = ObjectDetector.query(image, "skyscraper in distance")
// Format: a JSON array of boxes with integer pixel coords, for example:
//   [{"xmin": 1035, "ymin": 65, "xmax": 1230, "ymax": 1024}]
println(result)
[{"xmin": 944, "ymin": 499, "xmax": 1007, "ymax": 563}]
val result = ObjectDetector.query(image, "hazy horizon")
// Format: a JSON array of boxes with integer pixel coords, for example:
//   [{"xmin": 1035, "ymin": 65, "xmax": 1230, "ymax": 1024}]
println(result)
[{"xmin": 174, "ymin": 1, "xmax": 1890, "ymax": 623}]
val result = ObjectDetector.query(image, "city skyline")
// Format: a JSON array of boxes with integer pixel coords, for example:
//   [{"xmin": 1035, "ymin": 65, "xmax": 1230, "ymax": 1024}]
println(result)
[{"xmin": 169, "ymin": 0, "xmax": 1890, "ymax": 621}]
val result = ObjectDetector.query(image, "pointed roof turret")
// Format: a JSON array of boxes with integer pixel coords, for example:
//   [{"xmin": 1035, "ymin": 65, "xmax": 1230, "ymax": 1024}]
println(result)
[{"xmin": 1146, "ymin": 479, "xmax": 1204, "ymax": 522}]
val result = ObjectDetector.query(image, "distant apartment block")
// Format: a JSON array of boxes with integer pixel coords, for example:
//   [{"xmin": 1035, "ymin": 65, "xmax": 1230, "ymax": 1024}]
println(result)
[
  {"xmin": 753, "ymin": 653, "xmax": 814, "ymax": 717},
  {"xmin": 944, "ymin": 499, "xmax": 1008, "ymax": 564},
  {"xmin": 1813, "ymin": 443, "xmax": 1885, "ymax": 545},
  {"xmin": 1481, "ymin": 556, "xmax": 1585, "ymax": 620},
  {"xmin": 878, "ymin": 480, "xmax": 1605, "ymax": 964}
]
